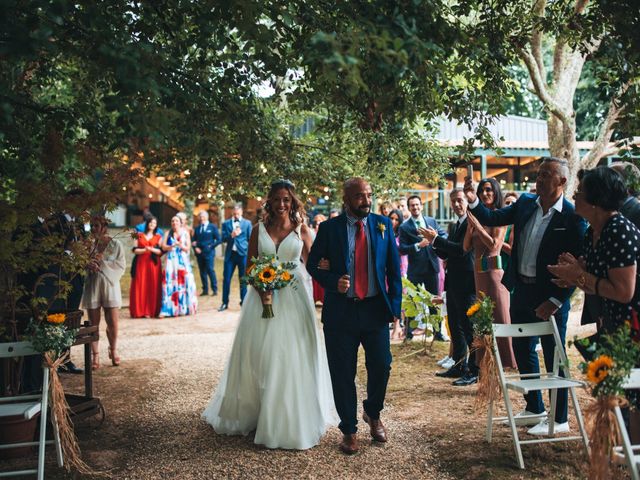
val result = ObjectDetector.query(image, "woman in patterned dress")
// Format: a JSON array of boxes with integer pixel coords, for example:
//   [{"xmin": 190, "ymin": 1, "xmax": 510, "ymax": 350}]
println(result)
[{"xmin": 159, "ymin": 216, "xmax": 198, "ymax": 317}]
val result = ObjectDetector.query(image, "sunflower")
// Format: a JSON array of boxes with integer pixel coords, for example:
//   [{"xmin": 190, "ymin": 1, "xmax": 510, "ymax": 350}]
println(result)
[
  {"xmin": 466, "ymin": 302, "xmax": 481, "ymax": 317},
  {"xmin": 281, "ymin": 271, "xmax": 291, "ymax": 282},
  {"xmin": 46, "ymin": 313, "xmax": 66, "ymax": 325},
  {"xmin": 586, "ymin": 355, "xmax": 614, "ymax": 384},
  {"xmin": 258, "ymin": 267, "xmax": 277, "ymax": 283}
]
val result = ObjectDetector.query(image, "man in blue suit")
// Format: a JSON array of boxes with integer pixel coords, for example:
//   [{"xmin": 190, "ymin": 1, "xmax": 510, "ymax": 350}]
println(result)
[
  {"xmin": 308, "ymin": 178, "xmax": 402, "ymax": 455},
  {"xmin": 218, "ymin": 204, "xmax": 252, "ymax": 312},
  {"xmin": 192, "ymin": 210, "xmax": 221, "ymax": 296},
  {"xmin": 398, "ymin": 195, "xmax": 447, "ymax": 339},
  {"xmin": 464, "ymin": 157, "xmax": 587, "ymax": 435}
]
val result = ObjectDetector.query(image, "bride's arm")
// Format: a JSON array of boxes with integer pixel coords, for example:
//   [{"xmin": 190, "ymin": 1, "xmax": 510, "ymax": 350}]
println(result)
[
  {"xmin": 300, "ymin": 223, "xmax": 313, "ymax": 264},
  {"xmin": 245, "ymin": 225, "xmax": 260, "ymax": 273}
]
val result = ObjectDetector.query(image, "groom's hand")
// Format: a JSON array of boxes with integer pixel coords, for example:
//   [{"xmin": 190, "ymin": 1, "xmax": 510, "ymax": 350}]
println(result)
[{"xmin": 337, "ymin": 274, "xmax": 350, "ymax": 293}]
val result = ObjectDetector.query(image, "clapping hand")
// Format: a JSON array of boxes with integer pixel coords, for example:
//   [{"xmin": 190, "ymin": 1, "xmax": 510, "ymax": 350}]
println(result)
[
  {"xmin": 548, "ymin": 252, "xmax": 584, "ymax": 288},
  {"xmin": 419, "ymin": 227, "xmax": 438, "ymax": 242},
  {"xmin": 466, "ymin": 212, "xmax": 481, "ymax": 231}
]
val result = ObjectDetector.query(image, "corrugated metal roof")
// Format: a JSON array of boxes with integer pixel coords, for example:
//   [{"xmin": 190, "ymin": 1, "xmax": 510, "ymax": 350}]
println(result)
[{"xmin": 435, "ymin": 115, "xmax": 548, "ymax": 143}]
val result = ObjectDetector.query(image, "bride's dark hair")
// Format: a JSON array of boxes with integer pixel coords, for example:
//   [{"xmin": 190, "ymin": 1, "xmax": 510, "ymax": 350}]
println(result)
[{"xmin": 263, "ymin": 179, "xmax": 306, "ymax": 228}]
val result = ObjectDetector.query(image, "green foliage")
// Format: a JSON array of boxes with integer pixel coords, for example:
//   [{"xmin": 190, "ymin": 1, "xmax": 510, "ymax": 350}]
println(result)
[
  {"xmin": 467, "ymin": 292, "xmax": 495, "ymax": 337},
  {"xmin": 575, "ymin": 323, "xmax": 640, "ymax": 399},
  {"xmin": 27, "ymin": 318, "xmax": 78, "ymax": 359},
  {"xmin": 401, "ymin": 278, "xmax": 441, "ymax": 332}
]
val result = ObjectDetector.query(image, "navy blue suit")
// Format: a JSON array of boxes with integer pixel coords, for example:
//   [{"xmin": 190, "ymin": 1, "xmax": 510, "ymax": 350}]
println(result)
[
  {"xmin": 308, "ymin": 213, "xmax": 402, "ymax": 435},
  {"xmin": 221, "ymin": 217, "xmax": 253, "ymax": 305},
  {"xmin": 192, "ymin": 222, "xmax": 221, "ymax": 294},
  {"xmin": 471, "ymin": 193, "xmax": 587, "ymax": 423},
  {"xmin": 398, "ymin": 216, "xmax": 447, "ymax": 294}
]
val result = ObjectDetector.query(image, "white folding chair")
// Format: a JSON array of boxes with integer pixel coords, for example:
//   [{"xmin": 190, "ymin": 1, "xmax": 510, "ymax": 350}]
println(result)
[
  {"xmin": 0, "ymin": 341, "xmax": 63, "ymax": 480},
  {"xmin": 486, "ymin": 315, "xmax": 590, "ymax": 469},
  {"xmin": 613, "ymin": 368, "xmax": 640, "ymax": 480}
]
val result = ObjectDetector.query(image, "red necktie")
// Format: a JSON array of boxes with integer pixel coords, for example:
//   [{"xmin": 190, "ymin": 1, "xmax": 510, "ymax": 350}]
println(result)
[{"xmin": 355, "ymin": 220, "xmax": 369, "ymax": 300}]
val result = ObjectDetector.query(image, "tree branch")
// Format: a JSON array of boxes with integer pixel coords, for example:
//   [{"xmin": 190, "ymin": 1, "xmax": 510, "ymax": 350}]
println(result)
[
  {"xmin": 531, "ymin": 0, "xmax": 547, "ymax": 84},
  {"xmin": 518, "ymin": 47, "xmax": 571, "ymax": 124},
  {"xmin": 581, "ymin": 81, "xmax": 631, "ymax": 168}
]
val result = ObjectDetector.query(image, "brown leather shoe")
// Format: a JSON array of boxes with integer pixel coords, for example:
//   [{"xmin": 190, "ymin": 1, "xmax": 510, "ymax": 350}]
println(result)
[
  {"xmin": 363, "ymin": 412, "xmax": 387, "ymax": 442},
  {"xmin": 339, "ymin": 434, "xmax": 359, "ymax": 455}
]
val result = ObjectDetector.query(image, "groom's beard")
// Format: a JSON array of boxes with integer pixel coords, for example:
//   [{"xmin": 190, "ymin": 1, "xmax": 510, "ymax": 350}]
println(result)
[{"xmin": 351, "ymin": 205, "xmax": 370, "ymax": 218}]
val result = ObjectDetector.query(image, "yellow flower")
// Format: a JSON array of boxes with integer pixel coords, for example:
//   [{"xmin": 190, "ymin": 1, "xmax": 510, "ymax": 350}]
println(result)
[
  {"xmin": 46, "ymin": 313, "xmax": 66, "ymax": 325},
  {"xmin": 466, "ymin": 302, "xmax": 481, "ymax": 317},
  {"xmin": 281, "ymin": 271, "xmax": 291, "ymax": 281},
  {"xmin": 587, "ymin": 355, "xmax": 614, "ymax": 384},
  {"xmin": 258, "ymin": 267, "xmax": 276, "ymax": 283},
  {"xmin": 377, "ymin": 223, "xmax": 386, "ymax": 238}
]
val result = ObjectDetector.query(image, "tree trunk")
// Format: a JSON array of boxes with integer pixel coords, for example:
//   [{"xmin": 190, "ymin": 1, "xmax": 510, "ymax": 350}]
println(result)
[{"xmin": 547, "ymin": 114, "xmax": 581, "ymax": 195}]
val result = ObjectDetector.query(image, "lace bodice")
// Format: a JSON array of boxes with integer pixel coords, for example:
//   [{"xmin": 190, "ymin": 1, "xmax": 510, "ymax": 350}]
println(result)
[{"xmin": 258, "ymin": 222, "xmax": 303, "ymax": 263}]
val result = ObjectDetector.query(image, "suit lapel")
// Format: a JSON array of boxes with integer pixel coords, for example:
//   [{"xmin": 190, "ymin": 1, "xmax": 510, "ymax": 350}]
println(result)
[
  {"xmin": 539, "ymin": 204, "xmax": 565, "ymax": 250},
  {"xmin": 337, "ymin": 215, "xmax": 350, "ymax": 272},
  {"xmin": 367, "ymin": 214, "xmax": 379, "ymax": 265}
]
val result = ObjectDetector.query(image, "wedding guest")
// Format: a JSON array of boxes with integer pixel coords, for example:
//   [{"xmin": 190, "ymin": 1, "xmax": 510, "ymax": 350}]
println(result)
[
  {"xmin": 425, "ymin": 189, "xmax": 477, "ymax": 385},
  {"xmin": 580, "ymin": 162, "xmax": 640, "ymax": 336},
  {"xmin": 135, "ymin": 208, "xmax": 163, "ymax": 236},
  {"xmin": 160, "ymin": 216, "xmax": 198, "ymax": 317},
  {"xmin": 379, "ymin": 201, "xmax": 393, "ymax": 217},
  {"xmin": 463, "ymin": 179, "xmax": 517, "ymax": 369},
  {"xmin": 312, "ymin": 214, "xmax": 328, "ymax": 305},
  {"xmin": 192, "ymin": 210, "xmax": 221, "ymax": 296},
  {"xmin": 177, "ymin": 211, "xmax": 193, "ymax": 237},
  {"xmin": 398, "ymin": 196, "xmax": 447, "ymax": 339},
  {"xmin": 388, "ymin": 209, "xmax": 407, "ymax": 340},
  {"xmin": 82, "ymin": 215, "xmax": 126, "ymax": 369},
  {"xmin": 610, "ymin": 161, "xmax": 640, "ymax": 226},
  {"xmin": 464, "ymin": 157, "xmax": 587, "ymax": 435},
  {"xmin": 130, "ymin": 216, "xmax": 163, "ymax": 318},
  {"xmin": 501, "ymin": 192, "xmax": 519, "ymax": 270},
  {"xmin": 218, "ymin": 204, "xmax": 253, "ymax": 311},
  {"xmin": 396, "ymin": 197, "xmax": 410, "ymax": 220},
  {"xmin": 548, "ymin": 167, "xmax": 640, "ymax": 336}
]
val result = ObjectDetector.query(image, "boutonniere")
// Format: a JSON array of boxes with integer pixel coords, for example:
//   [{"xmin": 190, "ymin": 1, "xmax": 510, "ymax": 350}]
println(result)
[{"xmin": 377, "ymin": 222, "xmax": 386, "ymax": 239}]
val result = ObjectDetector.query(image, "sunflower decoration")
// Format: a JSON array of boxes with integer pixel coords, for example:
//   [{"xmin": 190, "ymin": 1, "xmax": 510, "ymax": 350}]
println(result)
[
  {"xmin": 47, "ymin": 313, "xmax": 66, "ymax": 325},
  {"xmin": 242, "ymin": 254, "xmax": 297, "ymax": 318},
  {"xmin": 586, "ymin": 355, "xmax": 613, "ymax": 384},
  {"xmin": 467, "ymin": 292, "xmax": 495, "ymax": 337}
]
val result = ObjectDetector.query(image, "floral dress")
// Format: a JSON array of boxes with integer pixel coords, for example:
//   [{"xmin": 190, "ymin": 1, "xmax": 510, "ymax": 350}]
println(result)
[{"xmin": 160, "ymin": 231, "xmax": 197, "ymax": 317}]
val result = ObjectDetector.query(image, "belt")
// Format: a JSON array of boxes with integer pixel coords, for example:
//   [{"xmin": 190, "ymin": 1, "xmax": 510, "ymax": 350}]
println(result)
[
  {"xmin": 346, "ymin": 294, "xmax": 380, "ymax": 303},
  {"xmin": 518, "ymin": 274, "xmax": 536, "ymax": 284}
]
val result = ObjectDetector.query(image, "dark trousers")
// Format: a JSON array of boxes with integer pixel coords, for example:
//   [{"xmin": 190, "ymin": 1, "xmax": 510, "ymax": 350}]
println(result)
[
  {"xmin": 196, "ymin": 253, "xmax": 217, "ymax": 294},
  {"xmin": 222, "ymin": 251, "xmax": 247, "ymax": 305},
  {"xmin": 406, "ymin": 272, "xmax": 440, "ymax": 338},
  {"xmin": 447, "ymin": 288, "xmax": 477, "ymax": 374},
  {"xmin": 510, "ymin": 282, "xmax": 569, "ymax": 423},
  {"xmin": 323, "ymin": 295, "xmax": 392, "ymax": 435}
]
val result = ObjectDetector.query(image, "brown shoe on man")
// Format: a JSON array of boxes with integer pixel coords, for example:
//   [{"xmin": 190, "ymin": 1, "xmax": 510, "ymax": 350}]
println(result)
[
  {"xmin": 363, "ymin": 412, "xmax": 388, "ymax": 442},
  {"xmin": 339, "ymin": 434, "xmax": 359, "ymax": 455}
]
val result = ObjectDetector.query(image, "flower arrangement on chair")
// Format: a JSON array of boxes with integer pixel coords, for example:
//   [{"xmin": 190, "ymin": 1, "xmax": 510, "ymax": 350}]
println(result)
[
  {"xmin": 575, "ymin": 323, "xmax": 640, "ymax": 480},
  {"xmin": 242, "ymin": 254, "xmax": 297, "ymax": 318},
  {"xmin": 467, "ymin": 292, "xmax": 501, "ymax": 409},
  {"xmin": 27, "ymin": 313, "xmax": 97, "ymax": 475}
]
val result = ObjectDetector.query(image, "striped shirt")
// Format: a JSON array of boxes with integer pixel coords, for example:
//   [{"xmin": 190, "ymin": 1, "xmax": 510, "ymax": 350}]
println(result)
[{"xmin": 346, "ymin": 214, "xmax": 379, "ymax": 298}]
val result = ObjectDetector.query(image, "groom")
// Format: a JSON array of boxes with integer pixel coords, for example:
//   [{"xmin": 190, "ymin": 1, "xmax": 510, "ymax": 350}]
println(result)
[{"xmin": 308, "ymin": 177, "xmax": 402, "ymax": 454}]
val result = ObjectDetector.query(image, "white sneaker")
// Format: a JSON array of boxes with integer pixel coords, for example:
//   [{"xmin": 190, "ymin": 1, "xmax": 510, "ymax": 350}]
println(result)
[
  {"xmin": 436, "ymin": 356, "xmax": 451, "ymax": 366},
  {"xmin": 527, "ymin": 418, "xmax": 570, "ymax": 436},
  {"xmin": 441, "ymin": 358, "xmax": 455, "ymax": 370},
  {"xmin": 503, "ymin": 410, "xmax": 547, "ymax": 426}
]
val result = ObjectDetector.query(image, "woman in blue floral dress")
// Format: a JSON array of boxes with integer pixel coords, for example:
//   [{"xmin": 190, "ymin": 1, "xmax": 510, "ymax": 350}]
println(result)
[{"xmin": 160, "ymin": 216, "xmax": 198, "ymax": 317}]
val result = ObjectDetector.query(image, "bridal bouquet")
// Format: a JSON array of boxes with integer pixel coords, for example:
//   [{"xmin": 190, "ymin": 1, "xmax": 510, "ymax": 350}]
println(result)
[{"xmin": 243, "ymin": 254, "xmax": 297, "ymax": 318}]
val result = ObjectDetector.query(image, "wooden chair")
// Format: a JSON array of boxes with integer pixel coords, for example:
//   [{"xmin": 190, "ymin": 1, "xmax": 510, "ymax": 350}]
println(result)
[
  {"xmin": 0, "ymin": 341, "xmax": 63, "ymax": 480},
  {"xmin": 613, "ymin": 368, "xmax": 640, "ymax": 480},
  {"xmin": 486, "ymin": 316, "xmax": 590, "ymax": 469}
]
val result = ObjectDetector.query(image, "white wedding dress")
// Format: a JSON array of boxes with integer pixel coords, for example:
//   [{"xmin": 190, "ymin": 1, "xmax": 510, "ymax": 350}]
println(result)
[{"xmin": 202, "ymin": 223, "xmax": 336, "ymax": 449}]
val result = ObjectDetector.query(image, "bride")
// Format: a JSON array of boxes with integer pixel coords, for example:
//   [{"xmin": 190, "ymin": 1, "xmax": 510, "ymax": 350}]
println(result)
[{"xmin": 202, "ymin": 179, "xmax": 336, "ymax": 449}]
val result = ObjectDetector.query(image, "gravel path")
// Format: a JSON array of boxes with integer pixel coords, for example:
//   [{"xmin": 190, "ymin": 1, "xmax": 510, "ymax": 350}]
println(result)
[{"xmin": 53, "ymin": 294, "xmax": 453, "ymax": 480}]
